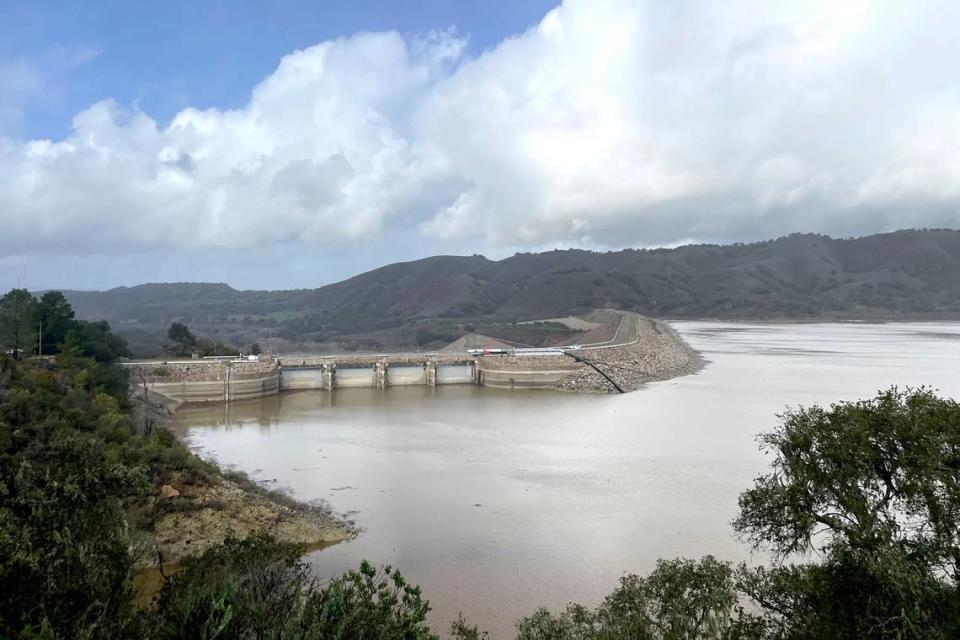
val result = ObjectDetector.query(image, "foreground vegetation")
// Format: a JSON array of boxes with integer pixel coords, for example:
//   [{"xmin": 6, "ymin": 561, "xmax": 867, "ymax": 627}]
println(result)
[{"xmin": 1, "ymin": 289, "xmax": 958, "ymax": 638}]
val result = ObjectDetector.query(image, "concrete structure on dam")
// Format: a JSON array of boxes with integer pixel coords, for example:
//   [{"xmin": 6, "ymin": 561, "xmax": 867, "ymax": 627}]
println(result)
[
  {"xmin": 129, "ymin": 354, "xmax": 575, "ymax": 404},
  {"xmin": 280, "ymin": 356, "xmax": 479, "ymax": 390},
  {"xmin": 138, "ymin": 367, "xmax": 282, "ymax": 404}
]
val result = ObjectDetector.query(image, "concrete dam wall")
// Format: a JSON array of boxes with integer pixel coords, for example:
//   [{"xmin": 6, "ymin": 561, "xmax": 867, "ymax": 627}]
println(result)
[
  {"xmin": 136, "ymin": 357, "xmax": 528, "ymax": 404},
  {"xmin": 136, "ymin": 358, "xmax": 573, "ymax": 404},
  {"xmin": 144, "ymin": 369, "xmax": 281, "ymax": 404},
  {"xmin": 476, "ymin": 367, "xmax": 573, "ymax": 390}
]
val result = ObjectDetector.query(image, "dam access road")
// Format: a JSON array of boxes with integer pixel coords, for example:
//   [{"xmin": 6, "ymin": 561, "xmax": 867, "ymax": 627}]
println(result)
[{"xmin": 125, "ymin": 311, "xmax": 702, "ymax": 403}]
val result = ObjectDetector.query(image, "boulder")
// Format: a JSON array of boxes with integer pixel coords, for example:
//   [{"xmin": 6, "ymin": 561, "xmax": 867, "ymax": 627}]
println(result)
[{"xmin": 160, "ymin": 484, "xmax": 181, "ymax": 499}]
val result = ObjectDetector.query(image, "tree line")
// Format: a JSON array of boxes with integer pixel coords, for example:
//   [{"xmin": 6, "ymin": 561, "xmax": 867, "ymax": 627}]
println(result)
[
  {"xmin": 0, "ymin": 288, "xmax": 958, "ymax": 638},
  {"xmin": 0, "ymin": 287, "xmax": 260, "ymax": 361},
  {"xmin": 0, "ymin": 288, "xmax": 130, "ymax": 361}
]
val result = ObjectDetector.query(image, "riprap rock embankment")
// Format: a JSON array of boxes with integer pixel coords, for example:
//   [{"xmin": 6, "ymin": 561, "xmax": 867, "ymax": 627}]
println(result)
[{"xmin": 553, "ymin": 317, "xmax": 702, "ymax": 393}]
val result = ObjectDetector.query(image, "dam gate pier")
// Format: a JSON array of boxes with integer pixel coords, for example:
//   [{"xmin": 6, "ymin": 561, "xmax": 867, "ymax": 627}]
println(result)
[{"xmin": 279, "ymin": 355, "xmax": 478, "ymax": 391}]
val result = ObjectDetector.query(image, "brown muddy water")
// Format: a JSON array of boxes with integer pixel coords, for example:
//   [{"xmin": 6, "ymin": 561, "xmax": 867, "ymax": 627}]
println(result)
[{"xmin": 175, "ymin": 322, "xmax": 960, "ymax": 638}]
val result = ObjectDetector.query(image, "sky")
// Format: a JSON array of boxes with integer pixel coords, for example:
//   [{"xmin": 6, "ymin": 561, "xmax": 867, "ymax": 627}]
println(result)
[{"xmin": 2, "ymin": 0, "xmax": 959, "ymax": 291}]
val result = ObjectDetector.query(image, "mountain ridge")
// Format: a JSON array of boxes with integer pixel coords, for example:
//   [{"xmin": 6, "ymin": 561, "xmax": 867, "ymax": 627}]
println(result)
[{"xmin": 59, "ymin": 229, "xmax": 960, "ymax": 355}]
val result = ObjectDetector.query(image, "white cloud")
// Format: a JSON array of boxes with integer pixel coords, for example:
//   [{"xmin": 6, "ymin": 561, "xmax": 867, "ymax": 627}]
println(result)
[
  {"xmin": 419, "ymin": 0, "xmax": 960, "ymax": 245},
  {"xmin": 2, "ymin": 0, "xmax": 960, "ymax": 258},
  {"xmin": 0, "ymin": 32, "xmax": 459, "ymax": 253}
]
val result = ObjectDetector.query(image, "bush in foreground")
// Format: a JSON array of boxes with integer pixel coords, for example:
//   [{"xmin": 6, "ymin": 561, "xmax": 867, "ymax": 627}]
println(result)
[{"xmin": 152, "ymin": 535, "xmax": 435, "ymax": 640}]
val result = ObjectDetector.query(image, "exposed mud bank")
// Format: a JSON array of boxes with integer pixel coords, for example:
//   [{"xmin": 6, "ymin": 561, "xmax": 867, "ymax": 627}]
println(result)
[
  {"xmin": 128, "ymin": 387, "xmax": 355, "ymax": 571},
  {"xmin": 133, "ymin": 477, "xmax": 354, "ymax": 569}
]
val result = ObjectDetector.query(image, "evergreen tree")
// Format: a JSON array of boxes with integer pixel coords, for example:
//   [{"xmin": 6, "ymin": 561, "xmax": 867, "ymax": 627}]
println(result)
[
  {"xmin": 0, "ymin": 289, "xmax": 38, "ymax": 358},
  {"xmin": 167, "ymin": 322, "xmax": 197, "ymax": 356},
  {"xmin": 37, "ymin": 290, "xmax": 76, "ymax": 354}
]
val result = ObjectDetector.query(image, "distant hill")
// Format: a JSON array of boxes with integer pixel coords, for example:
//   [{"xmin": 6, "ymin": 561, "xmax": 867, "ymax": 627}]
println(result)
[{"xmin": 62, "ymin": 229, "xmax": 960, "ymax": 355}]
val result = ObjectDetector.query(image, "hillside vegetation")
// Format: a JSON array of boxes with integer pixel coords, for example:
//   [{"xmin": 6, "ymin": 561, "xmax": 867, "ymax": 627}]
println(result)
[{"xmin": 61, "ymin": 229, "xmax": 960, "ymax": 355}]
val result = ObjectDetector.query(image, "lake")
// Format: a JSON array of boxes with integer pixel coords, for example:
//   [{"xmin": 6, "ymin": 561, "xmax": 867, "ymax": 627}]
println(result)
[{"xmin": 176, "ymin": 322, "xmax": 960, "ymax": 638}]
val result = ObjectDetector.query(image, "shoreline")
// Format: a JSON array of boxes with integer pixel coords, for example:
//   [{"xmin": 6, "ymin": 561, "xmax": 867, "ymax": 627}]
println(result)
[{"xmin": 129, "ymin": 388, "xmax": 357, "ymax": 575}]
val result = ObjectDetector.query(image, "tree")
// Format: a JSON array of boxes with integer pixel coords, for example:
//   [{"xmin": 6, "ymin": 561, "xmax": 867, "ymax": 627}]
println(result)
[
  {"xmin": 69, "ymin": 320, "xmax": 131, "ymax": 362},
  {"xmin": 0, "ymin": 289, "xmax": 38, "ymax": 358},
  {"xmin": 250, "ymin": 342, "xmax": 262, "ymax": 356},
  {"xmin": 196, "ymin": 338, "xmax": 235, "ymax": 358},
  {"xmin": 37, "ymin": 290, "xmax": 75, "ymax": 354},
  {"xmin": 621, "ymin": 557, "xmax": 736, "ymax": 639},
  {"xmin": 735, "ymin": 387, "xmax": 960, "ymax": 578},
  {"xmin": 735, "ymin": 546, "xmax": 958, "ymax": 640},
  {"xmin": 167, "ymin": 322, "xmax": 197, "ymax": 356},
  {"xmin": 733, "ymin": 387, "xmax": 960, "ymax": 638},
  {"xmin": 514, "ymin": 556, "xmax": 737, "ymax": 640}
]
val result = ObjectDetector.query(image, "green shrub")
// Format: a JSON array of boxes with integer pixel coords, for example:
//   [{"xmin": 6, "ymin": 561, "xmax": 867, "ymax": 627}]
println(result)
[{"xmin": 151, "ymin": 536, "xmax": 437, "ymax": 640}]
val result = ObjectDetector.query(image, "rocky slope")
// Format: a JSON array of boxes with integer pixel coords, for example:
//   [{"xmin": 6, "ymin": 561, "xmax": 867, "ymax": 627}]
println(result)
[{"xmin": 553, "ymin": 319, "xmax": 702, "ymax": 393}]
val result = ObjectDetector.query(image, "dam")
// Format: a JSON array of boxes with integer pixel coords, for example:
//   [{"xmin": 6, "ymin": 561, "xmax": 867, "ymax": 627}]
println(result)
[
  {"xmin": 128, "ymin": 353, "xmax": 581, "ymax": 404},
  {"xmin": 126, "ymin": 312, "xmax": 701, "ymax": 403}
]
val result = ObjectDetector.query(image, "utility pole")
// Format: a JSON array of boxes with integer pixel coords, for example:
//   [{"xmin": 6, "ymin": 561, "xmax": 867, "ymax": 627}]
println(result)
[
  {"xmin": 140, "ymin": 372, "xmax": 152, "ymax": 436},
  {"xmin": 38, "ymin": 319, "xmax": 42, "ymax": 356}
]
